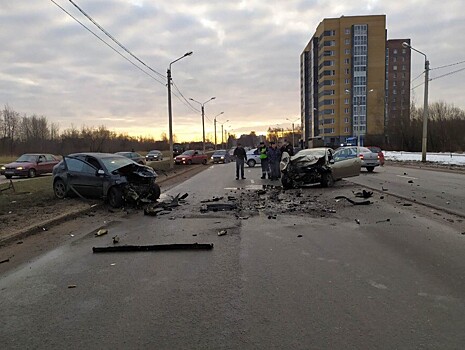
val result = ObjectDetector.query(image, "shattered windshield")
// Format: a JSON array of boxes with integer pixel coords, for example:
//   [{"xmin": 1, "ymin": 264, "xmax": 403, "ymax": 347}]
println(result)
[
  {"xmin": 101, "ymin": 156, "xmax": 135, "ymax": 172},
  {"xmin": 294, "ymin": 148, "xmax": 327, "ymax": 158}
]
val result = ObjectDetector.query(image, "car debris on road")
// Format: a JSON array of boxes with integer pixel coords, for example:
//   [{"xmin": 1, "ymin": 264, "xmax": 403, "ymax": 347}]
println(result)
[{"xmin": 92, "ymin": 243, "xmax": 214, "ymax": 253}]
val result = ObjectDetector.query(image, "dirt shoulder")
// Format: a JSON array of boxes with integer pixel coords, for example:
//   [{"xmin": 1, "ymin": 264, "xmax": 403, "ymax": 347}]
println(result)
[
  {"xmin": 0, "ymin": 164, "xmax": 209, "ymax": 246},
  {"xmin": 385, "ymin": 159, "xmax": 465, "ymax": 174}
]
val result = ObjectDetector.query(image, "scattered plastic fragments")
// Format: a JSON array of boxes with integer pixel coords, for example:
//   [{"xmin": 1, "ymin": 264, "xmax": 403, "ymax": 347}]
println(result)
[
  {"xmin": 335, "ymin": 196, "xmax": 371, "ymax": 206},
  {"xmin": 353, "ymin": 190, "xmax": 373, "ymax": 199},
  {"xmin": 376, "ymin": 218, "xmax": 391, "ymax": 223},
  {"xmin": 67, "ymin": 285, "xmax": 77, "ymax": 289},
  {"xmin": 95, "ymin": 229, "xmax": 108, "ymax": 236},
  {"xmin": 355, "ymin": 219, "xmax": 361, "ymax": 225},
  {"xmin": 112, "ymin": 235, "xmax": 120, "ymax": 244},
  {"xmin": 218, "ymin": 230, "xmax": 227, "ymax": 236},
  {"xmin": 0, "ymin": 258, "xmax": 10, "ymax": 264}
]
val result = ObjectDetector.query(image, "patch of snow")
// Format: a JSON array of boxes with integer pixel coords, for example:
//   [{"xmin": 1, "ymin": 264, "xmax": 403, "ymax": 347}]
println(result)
[{"xmin": 384, "ymin": 151, "xmax": 465, "ymax": 166}]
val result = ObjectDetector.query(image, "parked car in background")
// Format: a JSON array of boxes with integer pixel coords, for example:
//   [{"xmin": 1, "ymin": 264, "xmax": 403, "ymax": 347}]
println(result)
[
  {"xmin": 211, "ymin": 149, "xmax": 231, "ymax": 163},
  {"xmin": 1, "ymin": 153, "xmax": 60, "ymax": 179},
  {"xmin": 174, "ymin": 150, "xmax": 208, "ymax": 165},
  {"xmin": 145, "ymin": 150, "xmax": 163, "ymax": 161},
  {"xmin": 280, "ymin": 148, "xmax": 361, "ymax": 189},
  {"xmin": 173, "ymin": 143, "xmax": 185, "ymax": 156},
  {"xmin": 365, "ymin": 146, "xmax": 385, "ymax": 166},
  {"xmin": 115, "ymin": 151, "xmax": 145, "ymax": 165},
  {"xmin": 52, "ymin": 153, "xmax": 160, "ymax": 208},
  {"xmin": 334, "ymin": 146, "xmax": 380, "ymax": 172},
  {"xmin": 245, "ymin": 148, "xmax": 261, "ymax": 167}
]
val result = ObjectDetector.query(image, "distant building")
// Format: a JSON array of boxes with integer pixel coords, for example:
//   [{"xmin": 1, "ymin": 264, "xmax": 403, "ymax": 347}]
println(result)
[{"xmin": 300, "ymin": 14, "xmax": 411, "ymax": 147}]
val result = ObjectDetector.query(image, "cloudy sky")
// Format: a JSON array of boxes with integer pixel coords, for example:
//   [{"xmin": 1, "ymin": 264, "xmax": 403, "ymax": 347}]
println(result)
[{"xmin": 1, "ymin": 0, "xmax": 464, "ymax": 141}]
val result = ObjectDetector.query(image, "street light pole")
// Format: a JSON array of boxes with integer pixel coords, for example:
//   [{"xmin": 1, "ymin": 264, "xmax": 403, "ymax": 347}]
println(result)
[
  {"xmin": 189, "ymin": 97, "xmax": 216, "ymax": 153},
  {"xmin": 286, "ymin": 117, "xmax": 300, "ymax": 147},
  {"xmin": 403, "ymin": 42, "xmax": 429, "ymax": 162},
  {"xmin": 167, "ymin": 51, "xmax": 192, "ymax": 169},
  {"xmin": 213, "ymin": 112, "xmax": 224, "ymax": 150}
]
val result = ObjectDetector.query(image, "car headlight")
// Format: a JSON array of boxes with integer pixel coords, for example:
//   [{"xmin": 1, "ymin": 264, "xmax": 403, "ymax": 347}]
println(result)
[
  {"xmin": 181, "ymin": 157, "xmax": 186, "ymax": 160},
  {"xmin": 221, "ymin": 156, "xmax": 224, "ymax": 159},
  {"xmin": 16, "ymin": 166, "xmax": 23, "ymax": 170},
  {"xmin": 211, "ymin": 157, "xmax": 214, "ymax": 160},
  {"xmin": 0, "ymin": 166, "xmax": 5, "ymax": 170}
]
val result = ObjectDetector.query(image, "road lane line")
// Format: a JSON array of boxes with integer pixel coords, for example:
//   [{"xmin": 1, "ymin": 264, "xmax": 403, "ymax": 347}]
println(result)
[{"xmin": 396, "ymin": 175, "xmax": 418, "ymax": 180}]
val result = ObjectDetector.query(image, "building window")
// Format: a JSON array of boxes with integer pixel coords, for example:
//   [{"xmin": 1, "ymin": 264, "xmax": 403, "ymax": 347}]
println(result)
[
  {"xmin": 324, "ymin": 40, "xmax": 336, "ymax": 46},
  {"xmin": 393, "ymin": 65, "xmax": 398, "ymax": 71},
  {"xmin": 344, "ymin": 117, "xmax": 349, "ymax": 122},
  {"xmin": 393, "ymin": 73, "xmax": 397, "ymax": 79},
  {"xmin": 393, "ymin": 57, "xmax": 397, "ymax": 62},
  {"xmin": 344, "ymin": 78, "xmax": 350, "ymax": 84},
  {"xmin": 324, "ymin": 50, "xmax": 335, "ymax": 56},
  {"xmin": 324, "ymin": 118, "xmax": 335, "ymax": 124},
  {"xmin": 393, "ymin": 81, "xmax": 397, "ymax": 87},
  {"xmin": 344, "ymin": 58, "xmax": 350, "ymax": 64},
  {"xmin": 402, "ymin": 72, "xmax": 406, "ymax": 78},
  {"xmin": 345, "ymin": 49, "xmax": 350, "ymax": 54},
  {"xmin": 345, "ymin": 68, "xmax": 350, "ymax": 74},
  {"xmin": 330, "ymin": 80, "xmax": 335, "ymax": 86},
  {"xmin": 344, "ymin": 98, "xmax": 349, "ymax": 104},
  {"xmin": 402, "ymin": 48, "xmax": 406, "ymax": 54},
  {"xmin": 402, "ymin": 65, "xmax": 406, "ymax": 71},
  {"xmin": 324, "ymin": 128, "xmax": 335, "ymax": 134},
  {"xmin": 393, "ymin": 49, "xmax": 398, "ymax": 54},
  {"xmin": 345, "ymin": 28, "xmax": 350, "ymax": 35},
  {"xmin": 345, "ymin": 38, "xmax": 350, "ymax": 45},
  {"xmin": 344, "ymin": 127, "xmax": 349, "ymax": 133},
  {"xmin": 393, "ymin": 89, "xmax": 397, "ymax": 95}
]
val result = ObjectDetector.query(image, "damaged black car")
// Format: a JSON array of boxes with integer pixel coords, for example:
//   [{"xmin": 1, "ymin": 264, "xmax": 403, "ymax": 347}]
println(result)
[
  {"xmin": 52, "ymin": 153, "xmax": 161, "ymax": 208},
  {"xmin": 280, "ymin": 148, "xmax": 361, "ymax": 189}
]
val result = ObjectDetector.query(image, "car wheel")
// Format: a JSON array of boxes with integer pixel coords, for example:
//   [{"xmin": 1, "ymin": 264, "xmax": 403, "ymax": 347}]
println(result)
[
  {"xmin": 281, "ymin": 174, "xmax": 294, "ymax": 189},
  {"xmin": 5, "ymin": 174, "xmax": 12, "ymax": 179},
  {"xmin": 148, "ymin": 183, "xmax": 161, "ymax": 201},
  {"xmin": 28, "ymin": 168, "xmax": 36, "ymax": 178},
  {"xmin": 321, "ymin": 173, "xmax": 335, "ymax": 188},
  {"xmin": 187, "ymin": 159, "xmax": 192, "ymax": 165},
  {"xmin": 366, "ymin": 166, "xmax": 374, "ymax": 172},
  {"xmin": 108, "ymin": 187, "xmax": 123, "ymax": 208},
  {"xmin": 247, "ymin": 159, "xmax": 256, "ymax": 167},
  {"xmin": 53, "ymin": 179, "xmax": 67, "ymax": 199},
  {"xmin": 202, "ymin": 159, "xmax": 207, "ymax": 165}
]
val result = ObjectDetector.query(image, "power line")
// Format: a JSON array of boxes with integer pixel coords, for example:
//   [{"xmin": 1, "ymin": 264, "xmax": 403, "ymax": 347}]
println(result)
[
  {"xmin": 430, "ymin": 66, "xmax": 465, "ymax": 81},
  {"xmin": 431, "ymin": 59, "xmax": 465, "ymax": 71},
  {"xmin": 411, "ymin": 71, "xmax": 424, "ymax": 84},
  {"xmin": 50, "ymin": 0, "xmax": 166, "ymax": 86},
  {"xmin": 67, "ymin": 0, "xmax": 166, "ymax": 80},
  {"xmin": 171, "ymin": 80, "xmax": 200, "ymax": 112}
]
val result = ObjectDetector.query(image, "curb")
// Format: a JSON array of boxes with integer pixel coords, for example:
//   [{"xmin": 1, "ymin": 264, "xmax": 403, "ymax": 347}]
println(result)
[{"xmin": 0, "ymin": 164, "xmax": 210, "ymax": 247}]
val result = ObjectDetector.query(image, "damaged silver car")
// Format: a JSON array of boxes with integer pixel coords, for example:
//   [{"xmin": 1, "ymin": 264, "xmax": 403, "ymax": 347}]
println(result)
[
  {"xmin": 52, "ymin": 153, "xmax": 161, "ymax": 208},
  {"xmin": 280, "ymin": 147, "xmax": 361, "ymax": 189}
]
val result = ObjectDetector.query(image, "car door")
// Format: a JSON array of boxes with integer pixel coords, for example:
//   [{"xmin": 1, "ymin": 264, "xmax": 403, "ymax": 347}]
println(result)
[
  {"xmin": 63, "ymin": 156, "xmax": 104, "ymax": 198},
  {"xmin": 193, "ymin": 151, "xmax": 200, "ymax": 164},
  {"xmin": 331, "ymin": 149, "xmax": 361, "ymax": 179},
  {"xmin": 42, "ymin": 154, "xmax": 57, "ymax": 174}
]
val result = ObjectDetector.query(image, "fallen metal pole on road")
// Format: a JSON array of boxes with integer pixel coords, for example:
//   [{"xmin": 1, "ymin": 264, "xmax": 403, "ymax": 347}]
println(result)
[{"xmin": 92, "ymin": 243, "xmax": 214, "ymax": 253}]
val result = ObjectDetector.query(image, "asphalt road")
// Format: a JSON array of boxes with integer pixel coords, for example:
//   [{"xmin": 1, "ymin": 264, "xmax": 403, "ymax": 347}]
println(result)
[
  {"xmin": 348, "ymin": 165, "xmax": 465, "ymax": 217},
  {"xmin": 1, "ymin": 163, "xmax": 464, "ymax": 349}
]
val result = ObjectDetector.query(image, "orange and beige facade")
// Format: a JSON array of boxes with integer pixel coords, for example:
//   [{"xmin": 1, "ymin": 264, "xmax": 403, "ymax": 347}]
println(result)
[{"xmin": 300, "ymin": 14, "xmax": 410, "ymax": 147}]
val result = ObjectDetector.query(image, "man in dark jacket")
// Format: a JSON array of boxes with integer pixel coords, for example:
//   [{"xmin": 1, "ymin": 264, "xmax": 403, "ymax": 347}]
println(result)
[
  {"xmin": 280, "ymin": 139, "xmax": 294, "ymax": 157},
  {"xmin": 233, "ymin": 143, "xmax": 247, "ymax": 180},
  {"xmin": 267, "ymin": 141, "xmax": 281, "ymax": 180}
]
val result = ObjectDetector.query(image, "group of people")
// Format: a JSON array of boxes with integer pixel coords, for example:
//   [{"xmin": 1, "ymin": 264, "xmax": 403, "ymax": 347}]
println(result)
[{"xmin": 233, "ymin": 139, "xmax": 294, "ymax": 181}]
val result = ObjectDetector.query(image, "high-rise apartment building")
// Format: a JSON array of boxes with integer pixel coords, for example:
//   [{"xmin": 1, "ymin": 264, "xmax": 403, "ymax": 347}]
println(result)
[{"xmin": 300, "ymin": 14, "xmax": 410, "ymax": 147}]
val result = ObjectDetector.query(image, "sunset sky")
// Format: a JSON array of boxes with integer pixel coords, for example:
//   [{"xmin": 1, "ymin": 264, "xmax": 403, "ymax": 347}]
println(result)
[{"xmin": 1, "ymin": 1, "xmax": 464, "ymax": 141}]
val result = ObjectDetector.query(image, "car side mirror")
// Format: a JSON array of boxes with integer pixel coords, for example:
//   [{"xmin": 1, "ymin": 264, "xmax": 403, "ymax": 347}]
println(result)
[{"xmin": 97, "ymin": 169, "xmax": 105, "ymax": 176}]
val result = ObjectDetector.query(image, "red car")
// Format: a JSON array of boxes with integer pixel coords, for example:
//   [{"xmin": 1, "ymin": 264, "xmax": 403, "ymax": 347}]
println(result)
[
  {"xmin": 174, "ymin": 150, "xmax": 208, "ymax": 165},
  {"xmin": 1, "ymin": 153, "xmax": 60, "ymax": 179},
  {"xmin": 366, "ymin": 146, "xmax": 385, "ymax": 166}
]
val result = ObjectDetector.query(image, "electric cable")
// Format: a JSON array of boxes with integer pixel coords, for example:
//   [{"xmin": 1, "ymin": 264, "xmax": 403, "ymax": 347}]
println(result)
[
  {"xmin": 430, "ymin": 67, "xmax": 465, "ymax": 81},
  {"xmin": 50, "ymin": 0, "xmax": 166, "ymax": 86},
  {"xmin": 430, "ymin": 59, "xmax": 465, "ymax": 71},
  {"xmin": 67, "ymin": 0, "xmax": 166, "ymax": 80},
  {"xmin": 172, "ymin": 81, "xmax": 200, "ymax": 112}
]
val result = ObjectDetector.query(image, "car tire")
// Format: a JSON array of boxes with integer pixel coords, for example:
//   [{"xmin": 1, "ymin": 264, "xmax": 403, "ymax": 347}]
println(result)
[
  {"xmin": 187, "ymin": 160, "xmax": 192, "ymax": 165},
  {"xmin": 281, "ymin": 174, "xmax": 294, "ymax": 189},
  {"xmin": 28, "ymin": 168, "xmax": 36, "ymax": 178},
  {"xmin": 5, "ymin": 174, "xmax": 12, "ymax": 179},
  {"xmin": 321, "ymin": 173, "xmax": 335, "ymax": 188},
  {"xmin": 108, "ymin": 187, "xmax": 123, "ymax": 208},
  {"xmin": 53, "ymin": 179, "xmax": 67, "ymax": 199},
  {"xmin": 202, "ymin": 159, "xmax": 207, "ymax": 165},
  {"xmin": 149, "ymin": 183, "xmax": 161, "ymax": 201},
  {"xmin": 366, "ymin": 166, "xmax": 374, "ymax": 173},
  {"xmin": 247, "ymin": 159, "xmax": 256, "ymax": 167}
]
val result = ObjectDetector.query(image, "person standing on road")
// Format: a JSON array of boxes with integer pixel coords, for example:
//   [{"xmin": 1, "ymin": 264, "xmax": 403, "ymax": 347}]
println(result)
[
  {"xmin": 233, "ymin": 143, "xmax": 247, "ymax": 180},
  {"xmin": 267, "ymin": 141, "xmax": 281, "ymax": 181},
  {"xmin": 258, "ymin": 141, "xmax": 270, "ymax": 179},
  {"xmin": 280, "ymin": 139, "xmax": 294, "ymax": 158}
]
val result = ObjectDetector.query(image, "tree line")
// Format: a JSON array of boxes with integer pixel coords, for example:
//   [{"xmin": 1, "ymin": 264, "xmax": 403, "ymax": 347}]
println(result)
[{"xmin": 2, "ymin": 101, "xmax": 464, "ymax": 156}]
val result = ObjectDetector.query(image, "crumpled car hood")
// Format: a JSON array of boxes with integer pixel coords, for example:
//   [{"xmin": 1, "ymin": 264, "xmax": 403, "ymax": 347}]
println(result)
[{"xmin": 113, "ymin": 163, "xmax": 157, "ymax": 178}]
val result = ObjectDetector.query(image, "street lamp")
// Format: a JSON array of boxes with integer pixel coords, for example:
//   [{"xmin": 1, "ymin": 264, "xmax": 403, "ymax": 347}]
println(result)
[
  {"xmin": 219, "ymin": 119, "xmax": 229, "ymax": 149},
  {"xmin": 403, "ymin": 41, "xmax": 429, "ymax": 162},
  {"xmin": 213, "ymin": 112, "xmax": 224, "ymax": 150},
  {"xmin": 167, "ymin": 51, "xmax": 193, "ymax": 169},
  {"xmin": 286, "ymin": 117, "xmax": 300, "ymax": 147},
  {"xmin": 189, "ymin": 97, "xmax": 216, "ymax": 152}
]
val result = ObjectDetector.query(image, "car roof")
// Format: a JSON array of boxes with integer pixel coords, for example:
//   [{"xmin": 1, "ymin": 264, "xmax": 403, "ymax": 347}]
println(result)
[{"xmin": 68, "ymin": 152, "xmax": 126, "ymax": 159}]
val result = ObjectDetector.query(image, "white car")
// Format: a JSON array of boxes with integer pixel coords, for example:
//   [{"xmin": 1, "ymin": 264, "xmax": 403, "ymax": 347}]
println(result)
[
  {"xmin": 333, "ymin": 146, "xmax": 380, "ymax": 172},
  {"xmin": 245, "ymin": 148, "xmax": 262, "ymax": 167}
]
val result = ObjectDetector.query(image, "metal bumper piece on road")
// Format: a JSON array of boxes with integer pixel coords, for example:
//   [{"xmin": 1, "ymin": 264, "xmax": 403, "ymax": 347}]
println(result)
[{"xmin": 92, "ymin": 243, "xmax": 214, "ymax": 253}]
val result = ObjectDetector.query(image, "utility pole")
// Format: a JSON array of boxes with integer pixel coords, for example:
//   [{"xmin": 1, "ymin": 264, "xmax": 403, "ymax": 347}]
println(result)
[
  {"xmin": 213, "ymin": 112, "xmax": 224, "ymax": 150},
  {"xmin": 189, "ymin": 97, "xmax": 216, "ymax": 153}
]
